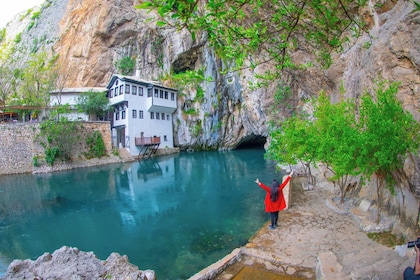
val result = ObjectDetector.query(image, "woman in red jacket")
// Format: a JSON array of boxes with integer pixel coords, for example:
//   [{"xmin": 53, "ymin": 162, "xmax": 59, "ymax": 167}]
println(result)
[{"xmin": 255, "ymin": 170, "xmax": 294, "ymax": 230}]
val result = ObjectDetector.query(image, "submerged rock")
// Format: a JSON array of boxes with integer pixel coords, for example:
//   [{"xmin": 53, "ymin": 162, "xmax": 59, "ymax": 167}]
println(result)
[{"xmin": 0, "ymin": 246, "xmax": 155, "ymax": 280}]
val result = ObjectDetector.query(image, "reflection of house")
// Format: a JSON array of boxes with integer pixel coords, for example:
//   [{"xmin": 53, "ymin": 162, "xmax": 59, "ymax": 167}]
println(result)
[
  {"xmin": 106, "ymin": 72, "xmax": 177, "ymax": 156},
  {"xmin": 49, "ymin": 87, "xmax": 107, "ymax": 121}
]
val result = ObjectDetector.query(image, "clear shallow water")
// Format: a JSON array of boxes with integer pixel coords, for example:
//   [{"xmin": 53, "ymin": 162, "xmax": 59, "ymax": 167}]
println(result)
[{"xmin": 0, "ymin": 149, "xmax": 282, "ymax": 279}]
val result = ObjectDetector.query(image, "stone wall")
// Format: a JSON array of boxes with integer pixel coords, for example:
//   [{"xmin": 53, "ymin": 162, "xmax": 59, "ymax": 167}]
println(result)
[{"xmin": 0, "ymin": 122, "xmax": 112, "ymax": 175}]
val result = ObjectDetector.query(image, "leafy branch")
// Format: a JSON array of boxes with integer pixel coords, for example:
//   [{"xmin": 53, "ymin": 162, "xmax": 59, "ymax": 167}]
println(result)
[{"xmin": 137, "ymin": 0, "xmax": 369, "ymax": 84}]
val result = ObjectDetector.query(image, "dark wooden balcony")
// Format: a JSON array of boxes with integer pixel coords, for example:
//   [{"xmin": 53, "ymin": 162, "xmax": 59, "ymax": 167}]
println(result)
[{"xmin": 135, "ymin": 136, "xmax": 160, "ymax": 146}]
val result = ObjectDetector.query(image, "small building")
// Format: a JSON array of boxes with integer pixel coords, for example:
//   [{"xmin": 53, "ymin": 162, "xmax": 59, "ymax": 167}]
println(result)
[
  {"xmin": 106, "ymin": 73, "xmax": 177, "ymax": 157},
  {"xmin": 49, "ymin": 87, "xmax": 107, "ymax": 121}
]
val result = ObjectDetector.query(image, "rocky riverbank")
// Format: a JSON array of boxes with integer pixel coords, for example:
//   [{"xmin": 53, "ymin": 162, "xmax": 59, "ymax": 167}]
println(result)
[{"xmin": 0, "ymin": 246, "xmax": 155, "ymax": 280}]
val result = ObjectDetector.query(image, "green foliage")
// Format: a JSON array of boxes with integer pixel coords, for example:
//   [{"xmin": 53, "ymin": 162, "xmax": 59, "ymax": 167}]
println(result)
[
  {"xmin": 14, "ymin": 33, "xmax": 22, "ymax": 44},
  {"xmin": 27, "ymin": 21, "xmax": 35, "ymax": 31},
  {"xmin": 367, "ymin": 231, "xmax": 405, "ymax": 247},
  {"xmin": 0, "ymin": 28, "xmax": 5, "ymax": 43},
  {"xmin": 164, "ymin": 69, "xmax": 211, "ymax": 91},
  {"xmin": 115, "ymin": 56, "xmax": 135, "ymax": 75},
  {"xmin": 267, "ymin": 81, "xmax": 420, "ymax": 202},
  {"xmin": 184, "ymin": 108, "xmax": 197, "ymax": 115},
  {"xmin": 112, "ymin": 148, "xmax": 120, "ymax": 156},
  {"xmin": 32, "ymin": 155, "xmax": 40, "ymax": 167},
  {"xmin": 138, "ymin": 0, "xmax": 368, "ymax": 85},
  {"xmin": 192, "ymin": 122, "xmax": 203, "ymax": 137},
  {"xmin": 31, "ymin": 11, "xmax": 41, "ymax": 20},
  {"xmin": 77, "ymin": 90, "xmax": 110, "ymax": 120},
  {"xmin": 84, "ymin": 131, "xmax": 106, "ymax": 159},
  {"xmin": 194, "ymin": 86, "xmax": 205, "ymax": 103},
  {"xmin": 19, "ymin": 51, "xmax": 57, "ymax": 108},
  {"xmin": 45, "ymin": 147, "xmax": 59, "ymax": 166},
  {"xmin": 273, "ymin": 82, "xmax": 292, "ymax": 107},
  {"xmin": 0, "ymin": 64, "xmax": 15, "ymax": 113},
  {"xmin": 37, "ymin": 118, "xmax": 81, "ymax": 166},
  {"xmin": 357, "ymin": 81, "xmax": 420, "ymax": 192},
  {"xmin": 313, "ymin": 92, "xmax": 361, "ymax": 201},
  {"xmin": 413, "ymin": 1, "xmax": 420, "ymax": 12}
]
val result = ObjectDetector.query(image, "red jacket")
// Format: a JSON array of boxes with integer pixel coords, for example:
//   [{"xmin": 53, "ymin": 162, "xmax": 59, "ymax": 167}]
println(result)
[{"xmin": 258, "ymin": 176, "xmax": 291, "ymax": 212}]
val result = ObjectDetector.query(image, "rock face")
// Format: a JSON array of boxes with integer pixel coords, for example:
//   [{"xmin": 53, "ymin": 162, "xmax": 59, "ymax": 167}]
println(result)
[{"xmin": 0, "ymin": 246, "xmax": 155, "ymax": 280}]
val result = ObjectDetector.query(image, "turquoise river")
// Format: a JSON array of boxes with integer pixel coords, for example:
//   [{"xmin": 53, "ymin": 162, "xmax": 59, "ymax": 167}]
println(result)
[{"xmin": 0, "ymin": 148, "xmax": 284, "ymax": 279}]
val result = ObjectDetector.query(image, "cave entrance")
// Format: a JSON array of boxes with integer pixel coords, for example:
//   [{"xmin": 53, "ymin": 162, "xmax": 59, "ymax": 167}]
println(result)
[{"xmin": 235, "ymin": 135, "xmax": 266, "ymax": 149}]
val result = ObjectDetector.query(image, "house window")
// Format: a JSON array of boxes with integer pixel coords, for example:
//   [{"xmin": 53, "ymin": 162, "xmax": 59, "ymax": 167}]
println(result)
[
  {"xmin": 154, "ymin": 89, "xmax": 159, "ymax": 97},
  {"xmin": 125, "ymin": 85, "xmax": 130, "ymax": 94},
  {"xmin": 165, "ymin": 91, "xmax": 168, "ymax": 99},
  {"xmin": 161, "ymin": 113, "xmax": 165, "ymax": 120},
  {"xmin": 115, "ymin": 112, "xmax": 120, "ymax": 120},
  {"xmin": 171, "ymin": 92, "xmax": 175, "ymax": 100},
  {"xmin": 160, "ymin": 90, "xmax": 163, "ymax": 98},
  {"xmin": 156, "ymin": 112, "xmax": 160, "ymax": 120},
  {"xmin": 148, "ymin": 88, "xmax": 152, "ymax": 97},
  {"xmin": 166, "ymin": 114, "xmax": 170, "ymax": 120},
  {"xmin": 139, "ymin": 110, "xmax": 143, "ymax": 119},
  {"xmin": 139, "ymin": 87, "xmax": 144, "ymax": 96},
  {"xmin": 132, "ymin": 86, "xmax": 137, "ymax": 95},
  {"xmin": 150, "ymin": 112, "xmax": 154, "ymax": 119},
  {"xmin": 119, "ymin": 85, "xmax": 123, "ymax": 95},
  {"xmin": 122, "ymin": 110, "xmax": 126, "ymax": 119},
  {"xmin": 132, "ymin": 110, "xmax": 137, "ymax": 118},
  {"xmin": 164, "ymin": 135, "xmax": 167, "ymax": 141}
]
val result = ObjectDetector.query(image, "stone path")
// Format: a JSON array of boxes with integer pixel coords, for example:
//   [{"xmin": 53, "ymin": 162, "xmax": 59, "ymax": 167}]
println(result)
[{"xmin": 210, "ymin": 177, "xmax": 414, "ymax": 280}]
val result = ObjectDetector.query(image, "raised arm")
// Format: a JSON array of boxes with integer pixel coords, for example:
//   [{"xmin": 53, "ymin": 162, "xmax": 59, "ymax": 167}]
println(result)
[
  {"xmin": 255, "ymin": 178, "xmax": 270, "ymax": 191},
  {"xmin": 279, "ymin": 170, "xmax": 294, "ymax": 190}
]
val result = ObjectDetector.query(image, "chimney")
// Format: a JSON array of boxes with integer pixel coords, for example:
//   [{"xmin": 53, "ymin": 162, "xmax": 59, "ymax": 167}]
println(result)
[{"xmin": 135, "ymin": 68, "xmax": 140, "ymax": 78}]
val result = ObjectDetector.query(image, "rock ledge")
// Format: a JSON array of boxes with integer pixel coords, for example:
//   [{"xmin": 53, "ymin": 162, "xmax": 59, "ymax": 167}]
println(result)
[{"xmin": 0, "ymin": 246, "xmax": 155, "ymax": 280}]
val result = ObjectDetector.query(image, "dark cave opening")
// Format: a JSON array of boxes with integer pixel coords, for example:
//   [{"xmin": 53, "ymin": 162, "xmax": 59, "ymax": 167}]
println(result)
[{"xmin": 235, "ymin": 135, "xmax": 266, "ymax": 149}]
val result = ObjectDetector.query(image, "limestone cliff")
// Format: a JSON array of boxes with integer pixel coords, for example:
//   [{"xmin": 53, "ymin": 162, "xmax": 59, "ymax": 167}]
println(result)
[
  {"xmin": 10, "ymin": 0, "xmax": 418, "ymax": 150},
  {"xmin": 4, "ymin": 0, "xmax": 420, "ymax": 235}
]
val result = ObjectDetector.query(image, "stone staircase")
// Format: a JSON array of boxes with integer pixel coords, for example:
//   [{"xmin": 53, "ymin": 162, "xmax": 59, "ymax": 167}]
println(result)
[{"xmin": 345, "ymin": 245, "xmax": 412, "ymax": 279}]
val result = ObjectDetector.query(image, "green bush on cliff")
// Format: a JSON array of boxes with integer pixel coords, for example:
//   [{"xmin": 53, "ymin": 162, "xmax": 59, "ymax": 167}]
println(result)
[{"xmin": 115, "ymin": 56, "xmax": 135, "ymax": 76}]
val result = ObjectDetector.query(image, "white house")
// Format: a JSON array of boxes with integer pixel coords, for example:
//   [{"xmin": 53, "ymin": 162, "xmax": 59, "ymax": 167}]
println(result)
[
  {"xmin": 49, "ymin": 87, "xmax": 107, "ymax": 121},
  {"xmin": 106, "ymin": 73, "xmax": 177, "ymax": 157}
]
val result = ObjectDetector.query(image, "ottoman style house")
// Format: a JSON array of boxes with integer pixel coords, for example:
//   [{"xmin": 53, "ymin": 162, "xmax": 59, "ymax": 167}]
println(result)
[{"xmin": 106, "ymin": 72, "xmax": 177, "ymax": 157}]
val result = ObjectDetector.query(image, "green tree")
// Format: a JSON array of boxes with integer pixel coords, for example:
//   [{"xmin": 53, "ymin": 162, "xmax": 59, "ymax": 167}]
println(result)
[
  {"xmin": 313, "ymin": 92, "xmax": 361, "ymax": 202},
  {"xmin": 266, "ymin": 113, "xmax": 318, "ymax": 186},
  {"xmin": 50, "ymin": 59, "xmax": 72, "ymax": 119},
  {"xmin": 0, "ymin": 64, "xmax": 15, "ymax": 121},
  {"xmin": 115, "ymin": 56, "xmax": 135, "ymax": 75},
  {"xmin": 77, "ymin": 90, "xmax": 110, "ymax": 121},
  {"xmin": 267, "ymin": 81, "xmax": 420, "ymax": 203},
  {"xmin": 358, "ymin": 81, "xmax": 420, "ymax": 197},
  {"xmin": 19, "ymin": 50, "xmax": 57, "ymax": 119}
]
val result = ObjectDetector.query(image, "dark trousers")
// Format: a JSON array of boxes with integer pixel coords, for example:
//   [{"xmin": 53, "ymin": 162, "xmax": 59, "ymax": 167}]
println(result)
[
  {"xmin": 270, "ymin": 211, "xmax": 279, "ymax": 227},
  {"xmin": 404, "ymin": 267, "xmax": 420, "ymax": 280}
]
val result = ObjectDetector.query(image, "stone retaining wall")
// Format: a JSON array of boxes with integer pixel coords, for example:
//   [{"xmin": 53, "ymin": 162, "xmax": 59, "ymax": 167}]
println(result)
[{"xmin": 0, "ymin": 122, "xmax": 112, "ymax": 175}]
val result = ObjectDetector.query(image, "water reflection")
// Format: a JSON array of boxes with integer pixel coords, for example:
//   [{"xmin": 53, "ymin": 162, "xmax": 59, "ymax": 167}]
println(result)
[{"xmin": 0, "ymin": 149, "xmax": 281, "ymax": 279}]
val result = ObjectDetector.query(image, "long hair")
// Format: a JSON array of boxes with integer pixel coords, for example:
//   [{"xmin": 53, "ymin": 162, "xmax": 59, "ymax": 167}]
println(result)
[{"xmin": 270, "ymin": 179, "xmax": 280, "ymax": 202}]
